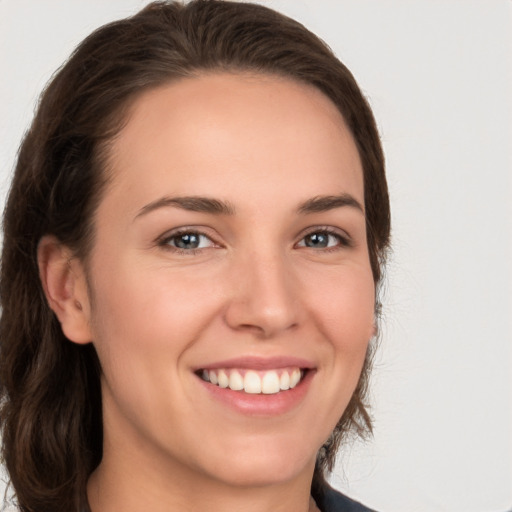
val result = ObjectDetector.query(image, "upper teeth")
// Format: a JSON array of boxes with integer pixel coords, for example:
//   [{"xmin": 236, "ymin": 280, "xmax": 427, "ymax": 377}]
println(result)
[{"xmin": 201, "ymin": 368, "xmax": 303, "ymax": 394}]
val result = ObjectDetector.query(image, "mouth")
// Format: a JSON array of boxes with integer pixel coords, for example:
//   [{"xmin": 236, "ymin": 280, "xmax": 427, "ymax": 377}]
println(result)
[{"xmin": 197, "ymin": 367, "xmax": 307, "ymax": 395}]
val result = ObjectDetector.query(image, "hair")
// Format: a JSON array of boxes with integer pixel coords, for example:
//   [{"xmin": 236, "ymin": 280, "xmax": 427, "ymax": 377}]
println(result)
[{"xmin": 0, "ymin": 1, "xmax": 390, "ymax": 511}]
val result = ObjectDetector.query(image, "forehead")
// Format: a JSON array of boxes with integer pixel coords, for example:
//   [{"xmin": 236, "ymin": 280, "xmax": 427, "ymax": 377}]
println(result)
[{"xmin": 104, "ymin": 72, "xmax": 364, "ymax": 211}]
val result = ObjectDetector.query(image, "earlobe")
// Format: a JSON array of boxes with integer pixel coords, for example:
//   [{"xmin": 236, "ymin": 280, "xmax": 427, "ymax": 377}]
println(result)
[{"xmin": 37, "ymin": 235, "xmax": 92, "ymax": 344}]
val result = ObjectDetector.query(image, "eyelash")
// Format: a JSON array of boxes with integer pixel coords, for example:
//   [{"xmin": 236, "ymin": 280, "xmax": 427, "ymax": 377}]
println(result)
[
  {"xmin": 157, "ymin": 226, "xmax": 352, "ymax": 255},
  {"xmin": 157, "ymin": 228, "xmax": 218, "ymax": 255},
  {"xmin": 297, "ymin": 227, "xmax": 352, "ymax": 252}
]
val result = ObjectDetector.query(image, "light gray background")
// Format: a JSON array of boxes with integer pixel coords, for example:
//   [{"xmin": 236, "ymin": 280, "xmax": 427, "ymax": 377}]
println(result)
[{"xmin": 1, "ymin": 1, "xmax": 511, "ymax": 511}]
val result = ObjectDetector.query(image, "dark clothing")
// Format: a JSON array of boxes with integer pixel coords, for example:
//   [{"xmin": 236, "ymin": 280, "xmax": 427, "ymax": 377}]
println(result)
[{"xmin": 315, "ymin": 484, "xmax": 376, "ymax": 512}]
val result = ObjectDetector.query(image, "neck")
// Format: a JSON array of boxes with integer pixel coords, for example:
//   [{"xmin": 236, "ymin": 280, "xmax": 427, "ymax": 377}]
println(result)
[{"xmin": 88, "ymin": 463, "xmax": 317, "ymax": 512}]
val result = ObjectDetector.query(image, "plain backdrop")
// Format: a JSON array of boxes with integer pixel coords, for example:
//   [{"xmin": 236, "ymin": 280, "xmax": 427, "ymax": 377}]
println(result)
[{"xmin": 0, "ymin": 1, "xmax": 511, "ymax": 511}]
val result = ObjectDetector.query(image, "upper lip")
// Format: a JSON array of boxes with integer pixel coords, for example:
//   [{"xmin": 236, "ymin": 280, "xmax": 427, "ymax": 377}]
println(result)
[{"xmin": 195, "ymin": 356, "xmax": 316, "ymax": 371}]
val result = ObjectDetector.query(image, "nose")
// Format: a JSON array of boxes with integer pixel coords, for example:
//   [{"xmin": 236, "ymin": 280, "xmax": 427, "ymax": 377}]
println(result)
[{"xmin": 224, "ymin": 251, "xmax": 300, "ymax": 338}]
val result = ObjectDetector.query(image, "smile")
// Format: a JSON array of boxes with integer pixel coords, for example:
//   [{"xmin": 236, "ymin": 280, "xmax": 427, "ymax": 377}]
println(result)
[{"xmin": 199, "ymin": 367, "xmax": 304, "ymax": 394}]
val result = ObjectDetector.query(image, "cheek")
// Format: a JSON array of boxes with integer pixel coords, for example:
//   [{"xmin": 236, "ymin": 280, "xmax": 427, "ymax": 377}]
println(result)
[
  {"xmin": 86, "ymin": 257, "xmax": 224, "ymax": 382},
  {"xmin": 94, "ymin": 277, "xmax": 206, "ymax": 329},
  {"xmin": 85, "ymin": 259, "xmax": 230, "ymax": 439},
  {"xmin": 305, "ymin": 264, "xmax": 375, "ymax": 392},
  {"xmin": 308, "ymin": 265, "xmax": 375, "ymax": 341}
]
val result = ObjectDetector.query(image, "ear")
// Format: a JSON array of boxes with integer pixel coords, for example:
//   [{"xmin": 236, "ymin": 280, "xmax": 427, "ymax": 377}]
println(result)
[{"xmin": 37, "ymin": 235, "xmax": 93, "ymax": 344}]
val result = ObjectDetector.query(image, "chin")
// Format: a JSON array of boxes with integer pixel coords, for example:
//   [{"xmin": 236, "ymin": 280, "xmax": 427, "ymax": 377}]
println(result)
[{"xmin": 194, "ymin": 435, "xmax": 319, "ymax": 488}]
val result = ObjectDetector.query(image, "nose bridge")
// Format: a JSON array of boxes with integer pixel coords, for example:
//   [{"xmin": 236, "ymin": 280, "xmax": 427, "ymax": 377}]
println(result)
[{"xmin": 225, "ymin": 242, "xmax": 299, "ymax": 337}]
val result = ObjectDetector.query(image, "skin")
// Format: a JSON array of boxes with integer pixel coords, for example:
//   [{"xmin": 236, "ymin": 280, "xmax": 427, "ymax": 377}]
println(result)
[{"xmin": 39, "ymin": 73, "xmax": 375, "ymax": 512}]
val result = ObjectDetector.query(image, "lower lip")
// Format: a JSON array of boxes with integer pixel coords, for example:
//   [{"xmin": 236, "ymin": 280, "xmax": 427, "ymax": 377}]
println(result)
[{"xmin": 196, "ymin": 370, "xmax": 315, "ymax": 416}]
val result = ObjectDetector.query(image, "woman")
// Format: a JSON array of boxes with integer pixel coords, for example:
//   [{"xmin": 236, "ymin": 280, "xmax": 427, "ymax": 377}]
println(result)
[{"xmin": 0, "ymin": 1, "xmax": 390, "ymax": 511}]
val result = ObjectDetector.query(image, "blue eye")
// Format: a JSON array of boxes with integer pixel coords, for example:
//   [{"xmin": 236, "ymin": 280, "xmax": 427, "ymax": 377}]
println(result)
[
  {"xmin": 164, "ymin": 231, "xmax": 214, "ymax": 251},
  {"xmin": 297, "ymin": 230, "xmax": 348, "ymax": 249}
]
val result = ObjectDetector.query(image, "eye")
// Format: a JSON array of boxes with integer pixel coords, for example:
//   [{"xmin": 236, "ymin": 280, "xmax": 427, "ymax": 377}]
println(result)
[
  {"xmin": 297, "ymin": 229, "xmax": 350, "ymax": 250},
  {"xmin": 160, "ymin": 230, "xmax": 215, "ymax": 251}
]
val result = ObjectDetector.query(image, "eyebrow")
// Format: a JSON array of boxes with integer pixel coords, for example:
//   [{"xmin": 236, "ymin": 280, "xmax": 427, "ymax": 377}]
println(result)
[
  {"xmin": 135, "ymin": 196, "xmax": 236, "ymax": 219},
  {"xmin": 135, "ymin": 192, "xmax": 364, "ymax": 220},
  {"xmin": 297, "ymin": 194, "xmax": 364, "ymax": 215}
]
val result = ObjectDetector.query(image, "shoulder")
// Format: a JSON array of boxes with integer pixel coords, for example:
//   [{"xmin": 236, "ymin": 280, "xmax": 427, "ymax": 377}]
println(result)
[{"xmin": 314, "ymin": 483, "xmax": 377, "ymax": 512}]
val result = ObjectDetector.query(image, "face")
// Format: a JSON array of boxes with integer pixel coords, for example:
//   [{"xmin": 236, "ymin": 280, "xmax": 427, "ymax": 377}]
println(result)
[{"xmin": 81, "ymin": 73, "xmax": 375, "ymax": 488}]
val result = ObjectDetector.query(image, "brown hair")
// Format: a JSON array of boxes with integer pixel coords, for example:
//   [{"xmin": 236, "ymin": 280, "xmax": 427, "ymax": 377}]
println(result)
[{"xmin": 0, "ymin": 1, "xmax": 390, "ymax": 511}]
